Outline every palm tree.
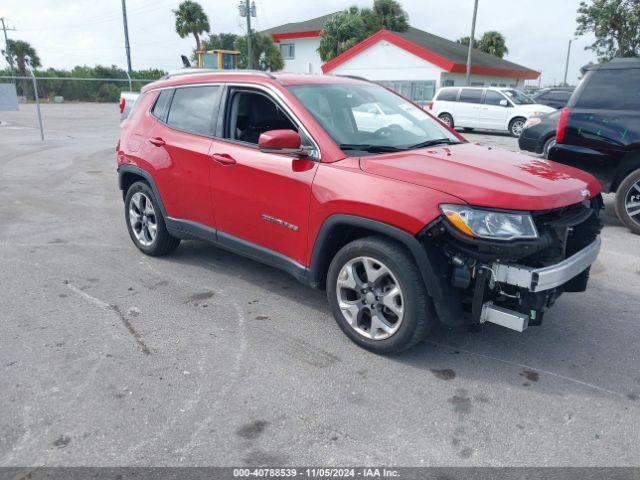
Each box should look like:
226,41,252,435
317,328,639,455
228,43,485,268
478,31,509,58
173,0,210,51
2,39,41,97
373,0,409,32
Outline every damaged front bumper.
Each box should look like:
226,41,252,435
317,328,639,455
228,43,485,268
420,198,603,332
491,237,601,293
479,238,600,331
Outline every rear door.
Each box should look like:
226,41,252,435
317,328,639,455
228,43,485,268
456,89,483,127
145,85,222,227
478,90,510,130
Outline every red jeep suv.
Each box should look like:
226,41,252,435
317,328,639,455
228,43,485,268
117,71,602,354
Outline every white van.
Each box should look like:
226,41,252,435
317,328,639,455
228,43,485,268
429,87,555,137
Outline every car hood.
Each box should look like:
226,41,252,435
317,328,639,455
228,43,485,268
359,143,601,211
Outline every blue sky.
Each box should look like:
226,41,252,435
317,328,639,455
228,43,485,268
1,0,596,85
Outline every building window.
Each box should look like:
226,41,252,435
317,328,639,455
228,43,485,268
280,43,295,60
377,80,436,105
442,79,454,87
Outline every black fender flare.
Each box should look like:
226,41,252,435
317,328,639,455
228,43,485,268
117,165,168,218
309,214,463,326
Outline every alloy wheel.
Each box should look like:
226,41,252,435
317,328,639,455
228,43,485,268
129,192,157,247
511,120,525,137
624,180,640,227
336,256,404,340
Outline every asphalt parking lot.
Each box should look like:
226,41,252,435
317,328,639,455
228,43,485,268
1,103,639,467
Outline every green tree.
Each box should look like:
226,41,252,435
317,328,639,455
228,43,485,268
202,33,239,51
456,36,479,48
234,33,284,71
173,0,210,51
373,0,409,31
318,7,377,61
194,33,239,61
2,39,41,97
478,31,509,58
576,0,640,61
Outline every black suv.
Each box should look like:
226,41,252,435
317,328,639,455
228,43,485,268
549,58,640,234
532,87,574,109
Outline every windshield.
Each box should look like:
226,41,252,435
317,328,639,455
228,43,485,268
288,83,461,154
502,89,535,105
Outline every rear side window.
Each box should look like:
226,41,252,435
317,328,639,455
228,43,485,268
459,89,483,104
437,89,459,101
576,68,640,110
166,86,221,136
151,89,173,122
549,91,571,101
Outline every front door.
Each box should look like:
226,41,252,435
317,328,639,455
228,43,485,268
210,87,319,266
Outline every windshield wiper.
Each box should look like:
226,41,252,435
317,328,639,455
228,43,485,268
407,138,463,150
339,144,406,153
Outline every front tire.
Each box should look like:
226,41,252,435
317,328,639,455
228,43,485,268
124,181,181,255
326,236,434,354
614,168,640,235
509,117,526,137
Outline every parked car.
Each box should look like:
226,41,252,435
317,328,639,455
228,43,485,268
532,87,574,109
429,87,555,137
119,91,139,122
549,58,640,234
519,110,560,158
117,71,602,354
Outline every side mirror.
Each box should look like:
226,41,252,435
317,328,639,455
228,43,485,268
258,129,308,156
500,99,509,107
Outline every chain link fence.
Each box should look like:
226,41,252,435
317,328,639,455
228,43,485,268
0,75,160,140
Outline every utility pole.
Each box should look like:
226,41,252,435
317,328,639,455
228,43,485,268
120,0,132,73
563,39,572,86
1,17,17,81
465,0,479,86
239,0,256,69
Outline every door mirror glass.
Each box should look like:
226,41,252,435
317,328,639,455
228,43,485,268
500,99,509,107
258,129,308,156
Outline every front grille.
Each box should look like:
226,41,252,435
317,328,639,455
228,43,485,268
523,196,603,267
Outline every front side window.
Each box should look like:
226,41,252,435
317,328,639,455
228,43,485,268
225,90,298,145
280,43,295,60
166,86,221,136
484,90,507,106
459,89,483,104
502,89,535,105
288,83,461,153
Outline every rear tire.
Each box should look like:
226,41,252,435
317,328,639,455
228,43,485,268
614,168,640,235
438,113,454,129
326,236,434,354
509,117,526,137
124,181,181,256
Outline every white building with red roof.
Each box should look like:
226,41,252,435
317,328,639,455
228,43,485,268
263,12,540,103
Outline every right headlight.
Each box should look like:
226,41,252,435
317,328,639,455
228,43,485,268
440,204,539,241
